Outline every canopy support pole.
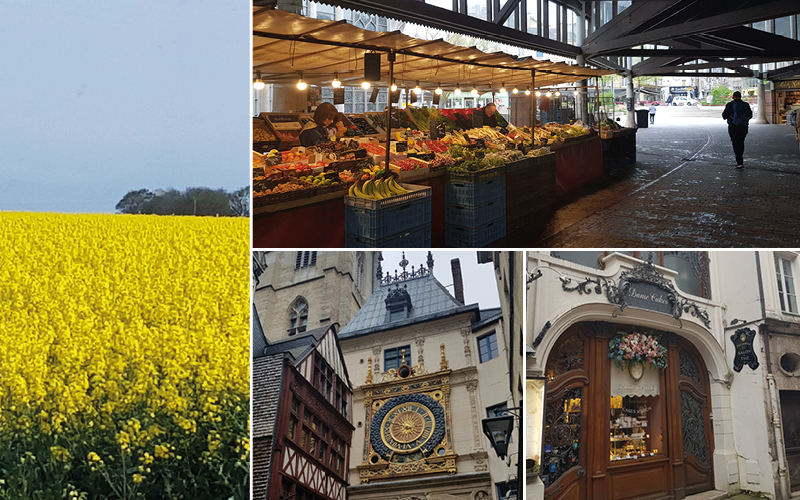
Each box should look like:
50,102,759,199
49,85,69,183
531,69,536,137
385,51,395,179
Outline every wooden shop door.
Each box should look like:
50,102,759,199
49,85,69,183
542,327,590,500
677,342,714,495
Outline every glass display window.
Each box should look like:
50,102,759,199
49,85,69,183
609,359,666,463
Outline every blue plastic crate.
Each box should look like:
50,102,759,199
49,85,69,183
445,219,506,248
346,223,431,248
445,199,505,228
344,184,432,240
445,177,506,206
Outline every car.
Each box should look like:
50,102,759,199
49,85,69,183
671,96,700,106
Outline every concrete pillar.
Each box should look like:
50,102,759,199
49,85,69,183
755,66,768,124
275,0,302,15
576,4,590,124
625,65,636,128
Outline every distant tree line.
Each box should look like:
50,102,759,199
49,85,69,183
115,187,249,216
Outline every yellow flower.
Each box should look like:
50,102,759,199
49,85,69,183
132,474,144,484
50,446,71,461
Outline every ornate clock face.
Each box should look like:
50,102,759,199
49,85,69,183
369,393,446,460
380,402,435,453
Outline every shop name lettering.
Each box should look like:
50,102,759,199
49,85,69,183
621,406,652,415
627,287,669,305
615,384,656,392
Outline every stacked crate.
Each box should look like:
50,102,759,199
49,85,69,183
506,153,556,233
345,184,431,248
444,166,507,247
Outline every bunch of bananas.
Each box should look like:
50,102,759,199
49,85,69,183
348,176,408,200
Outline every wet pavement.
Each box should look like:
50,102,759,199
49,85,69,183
505,105,800,248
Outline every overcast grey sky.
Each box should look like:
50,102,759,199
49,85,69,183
0,0,248,213
382,251,501,309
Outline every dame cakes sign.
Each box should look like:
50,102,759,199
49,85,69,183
624,283,673,316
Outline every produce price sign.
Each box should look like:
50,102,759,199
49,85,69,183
334,88,345,105
369,88,379,103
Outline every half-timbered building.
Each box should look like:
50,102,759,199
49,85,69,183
253,323,355,500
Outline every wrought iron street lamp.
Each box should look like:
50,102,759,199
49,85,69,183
482,415,515,459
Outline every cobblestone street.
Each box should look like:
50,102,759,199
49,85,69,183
506,105,800,247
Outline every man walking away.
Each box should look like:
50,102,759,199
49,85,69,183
648,104,657,124
722,91,753,168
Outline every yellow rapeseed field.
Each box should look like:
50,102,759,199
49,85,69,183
0,212,249,500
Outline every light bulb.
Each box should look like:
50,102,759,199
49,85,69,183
414,81,422,95
500,84,506,94
555,90,562,97
512,87,519,94
361,81,370,89
435,83,442,95
535,90,541,97
574,90,579,96
455,84,461,96
471,86,478,97
331,72,341,88
253,79,265,90
546,91,552,97
391,82,398,92
525,88,531,95
296,73,307,90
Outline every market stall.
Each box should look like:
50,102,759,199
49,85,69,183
252,8,618,247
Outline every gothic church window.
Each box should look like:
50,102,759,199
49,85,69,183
288,297,308,335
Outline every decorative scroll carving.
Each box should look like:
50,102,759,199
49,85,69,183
681,390,708,463
532,321,552,348
416,337,425,367
679,349,702,387
560,260,711,328
542,386,582,488
546,336,584,380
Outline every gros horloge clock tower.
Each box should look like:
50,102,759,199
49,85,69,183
358,345,457,483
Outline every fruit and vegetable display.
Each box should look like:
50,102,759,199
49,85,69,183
598,118,623,130
348,116,379,135
253,127,277,141
348,165,409,201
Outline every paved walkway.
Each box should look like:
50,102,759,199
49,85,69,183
504,105,800,247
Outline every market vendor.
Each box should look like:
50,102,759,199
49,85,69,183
299,102,338,146
481,102,499,127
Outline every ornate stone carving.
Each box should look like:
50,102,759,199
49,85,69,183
416,337,425,367
560,260,711,328
461,328,473,365
466,379,482,451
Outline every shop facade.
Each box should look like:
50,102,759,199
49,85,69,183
527,251,787,500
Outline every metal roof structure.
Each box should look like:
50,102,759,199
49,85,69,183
338,269,481,339
256,1,800,81
253,8,615,90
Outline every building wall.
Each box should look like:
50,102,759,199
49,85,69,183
254,251,378,343
252,354,286,500
341,312,515,500
526,251,777,499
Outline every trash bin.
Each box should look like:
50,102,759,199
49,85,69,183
635,109,649,128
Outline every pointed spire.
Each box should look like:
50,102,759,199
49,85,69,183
401,348,407,366
376,253,383,283
427,251,434,272
399,252,409,273
440,343,448,370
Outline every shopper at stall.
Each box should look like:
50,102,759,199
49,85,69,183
481,102,499,127
299,102,338,147
722,91,753,168
648,104,657,124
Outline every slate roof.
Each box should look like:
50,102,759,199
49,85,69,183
339,273,480,339
252,303,268,359
264,324,334,366
472,307,502,332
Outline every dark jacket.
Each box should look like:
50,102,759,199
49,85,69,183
299,123,330,147
481,108,498,127
722,99,752,126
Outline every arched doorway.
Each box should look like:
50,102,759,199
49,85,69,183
541,322,714,500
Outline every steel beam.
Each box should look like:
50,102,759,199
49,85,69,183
304,0,581,56
495,0,520,25
583,1,800,57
